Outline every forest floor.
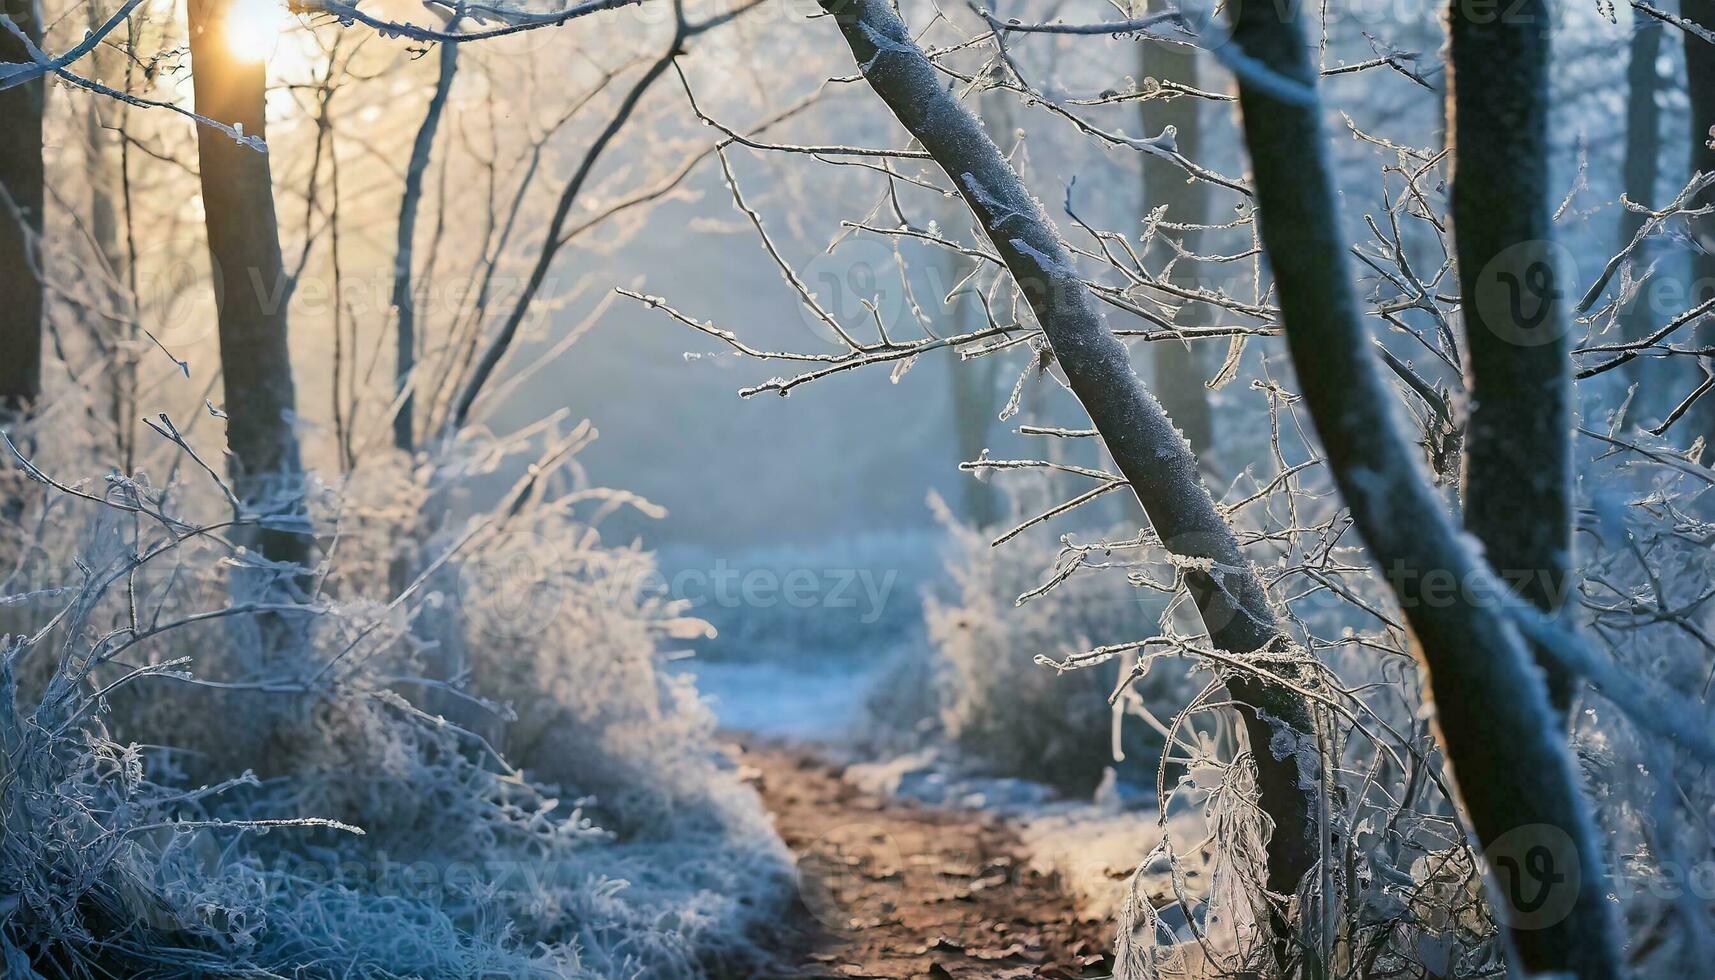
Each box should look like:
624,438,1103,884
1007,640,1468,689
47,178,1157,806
736,739,1116,979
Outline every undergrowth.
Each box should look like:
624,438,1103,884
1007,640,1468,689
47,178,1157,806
0,403,792,978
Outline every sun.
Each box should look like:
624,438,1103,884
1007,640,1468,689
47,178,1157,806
224,0,289,62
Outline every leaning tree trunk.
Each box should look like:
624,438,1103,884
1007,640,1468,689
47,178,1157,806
1138,40,1215,463
1448,0,1577,715
1227,0,1624,974
1687,0,1715,448
187,0,311,576
0,0,45,420
818,0,1320,906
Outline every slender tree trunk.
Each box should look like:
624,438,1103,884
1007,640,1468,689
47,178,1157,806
1618,17,1662,402
819,0,1320,906
187,0,311,575
1448,0,1577,714
391,35,459,455
1686,0,1715,449
945,85,1010,531
0,0,45,419
1139,40,1215,463
386,38,459,601
448,36,684,435
86,0,138,470
947,302,1002,529
1227,0,1623,974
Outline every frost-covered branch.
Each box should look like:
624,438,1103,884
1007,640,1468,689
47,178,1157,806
288,0,641,43
0,0,145,90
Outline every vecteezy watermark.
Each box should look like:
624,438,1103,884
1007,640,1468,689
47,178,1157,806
1482,823,1715,930
1380,560,1573,612
1469,236,1715,346
1483,823,1583,931
1611,853,1715,904
1470,239,1579,347
455,531,899,639
652,559,899,623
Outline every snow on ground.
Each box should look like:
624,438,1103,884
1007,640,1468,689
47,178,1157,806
1019,808,1206,925
671,658,879,740
844,748,1059,811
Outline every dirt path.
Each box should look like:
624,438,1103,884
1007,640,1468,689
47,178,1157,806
736,740,1114,979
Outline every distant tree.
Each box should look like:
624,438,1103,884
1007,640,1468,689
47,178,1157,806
1687,0,1715,447
1228,0,1623,972
945,296,1003,529
0,0,44,420
389,31,460,455
186,0,312,575
944,80,1012,531
1618,15,1663,400
85,0,140,471
1138,40,1215,463
448,0,711,433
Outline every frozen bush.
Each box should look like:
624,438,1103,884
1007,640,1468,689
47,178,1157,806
920,492,1193,794
0,411,793,978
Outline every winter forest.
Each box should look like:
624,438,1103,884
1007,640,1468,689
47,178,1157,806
0,0,1713,975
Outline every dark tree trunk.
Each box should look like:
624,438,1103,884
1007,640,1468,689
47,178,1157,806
1618,17,1662,402
820,0,1320,906
1686,0,1715,448
1139,41,1215,463
1448,0,1577,714
0,0,45,418
187,0,311,574
1227,0,1623,974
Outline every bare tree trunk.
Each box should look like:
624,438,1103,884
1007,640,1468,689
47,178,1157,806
86,0,138,470
1227,0,1623,974
945,84,1011,531
947,297,1002,529
1448,0,1576,714
1686,0,1715,448
187,0,311,574
819,0,1320,904
448,34,683,435
1618,17,1662,402
1139,40,1215,463
390,35,459,455
0,0,45,419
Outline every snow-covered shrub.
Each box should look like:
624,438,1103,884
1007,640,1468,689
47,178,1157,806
919,492,1192,794
0,412,793,978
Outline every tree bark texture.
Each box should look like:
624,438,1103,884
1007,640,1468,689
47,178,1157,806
1227,0,1623,973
